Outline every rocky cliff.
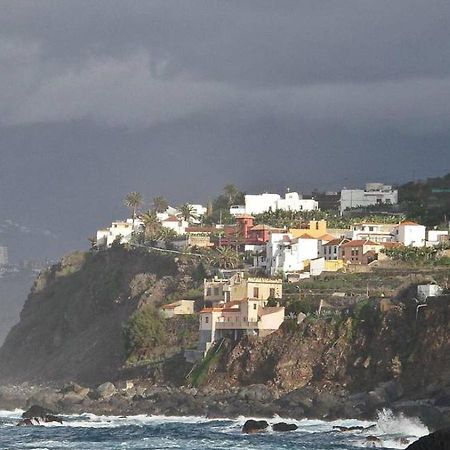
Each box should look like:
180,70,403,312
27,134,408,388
0,247,191,383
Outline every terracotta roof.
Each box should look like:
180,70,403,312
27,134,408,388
164,215,180,222
200,308,224,313
297,233,316,239
399,221,419,226
319,233,337,241
258,306,284,316
161,302,181,310
340,239,380,247
324,238,350,246
235,214,254,219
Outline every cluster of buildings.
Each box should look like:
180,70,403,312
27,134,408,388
183,273,284,361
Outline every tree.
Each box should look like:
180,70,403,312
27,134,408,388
153,196,169,213
124,192,143,225
139,210,161,241
211,246,240,269
178,203,198,223
157,226,177,244
224,184,238,203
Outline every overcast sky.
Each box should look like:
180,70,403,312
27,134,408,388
1,1,450,260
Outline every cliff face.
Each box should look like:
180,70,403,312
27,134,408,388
0,247,180,383
203,296,450,397
0,269,35,345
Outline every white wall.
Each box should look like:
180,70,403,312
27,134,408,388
340,185,398,214
245,193,280,215
398,224,426,247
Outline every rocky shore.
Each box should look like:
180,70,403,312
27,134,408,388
1,379,450,431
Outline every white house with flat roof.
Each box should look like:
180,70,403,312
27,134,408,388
96,218,143,247
340,183,398,214
393,221,426,247
231,192,319,216
266,232,319,276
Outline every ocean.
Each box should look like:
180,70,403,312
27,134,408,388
0,408,428,449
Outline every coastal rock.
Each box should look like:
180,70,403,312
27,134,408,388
242,419,269,433
277,386,315,411
272,422,298,432
95,382,117,399
22,405,56,419
406,427,450,449
238,384,273,403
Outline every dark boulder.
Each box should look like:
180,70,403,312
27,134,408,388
273,422,298,432
44,414,63,424
406,427,450,449
242,419,269,433
22,405,56,419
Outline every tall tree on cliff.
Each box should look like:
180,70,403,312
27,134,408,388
140,210,161,241
124,192,143,226
153,196,169,214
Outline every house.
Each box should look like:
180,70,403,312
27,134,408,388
230,191,319,216
196,299,285,358
185,226,215,248
266,232,319,276
427,230,449,246
321,237,350,260
289,220,328,239
393,221,426,247
96,218,143,247
350,223,396,243
340,183,398,214
161,216,188,235
339,239,384,265
161,300,195,318
204,272,282,305
417,284,443,302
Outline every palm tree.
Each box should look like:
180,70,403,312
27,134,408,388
224,184,238,204
212,246,240,269
124,192,143,225
139,210,161,241
178,203,198,223
153,196,169,214
157,226,177,244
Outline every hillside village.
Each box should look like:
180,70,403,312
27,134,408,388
91,179,450,363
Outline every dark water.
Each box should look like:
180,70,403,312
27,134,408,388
0,409,427,449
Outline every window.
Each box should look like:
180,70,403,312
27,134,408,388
253,304,257,310
206,288,212,296
269,288,275,297
369,227,374,231
205,316,209,324
213,287,219,296
342,250,345,256
253,287,259,298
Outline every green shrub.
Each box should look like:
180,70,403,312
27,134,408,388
124,306,166,357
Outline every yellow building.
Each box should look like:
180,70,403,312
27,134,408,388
204,272,282,305
161,300,195,318
289,220,328,239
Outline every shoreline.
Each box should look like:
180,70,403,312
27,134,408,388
1,380,449,431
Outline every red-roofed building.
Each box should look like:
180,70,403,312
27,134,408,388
339,239,384,264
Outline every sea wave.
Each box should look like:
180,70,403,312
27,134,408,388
0,408,428,449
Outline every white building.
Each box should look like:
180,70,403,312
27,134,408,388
266,232,319,276
96,218,143,247
427,230,449,246
340,183,398,214
350,223,396,243
231,191,319,216
393,221,426,247
161,216,188,235
417,284,443,302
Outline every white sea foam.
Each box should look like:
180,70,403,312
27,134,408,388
0,409,23,419
374,408,429,438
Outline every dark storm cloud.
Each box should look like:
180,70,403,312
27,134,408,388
0,1,449,259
